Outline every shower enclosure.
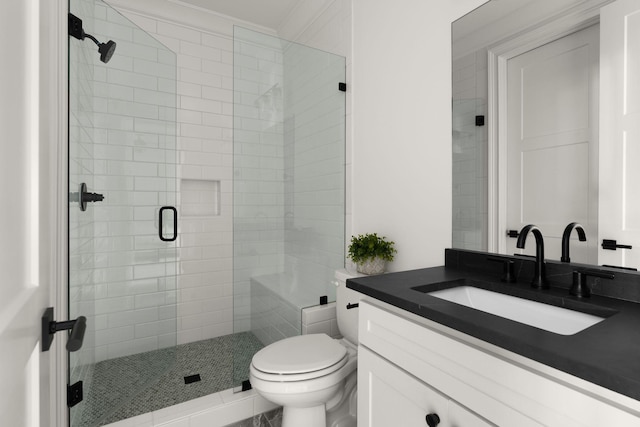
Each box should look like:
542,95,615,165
67,1,345,425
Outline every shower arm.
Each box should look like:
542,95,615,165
83,32,100,46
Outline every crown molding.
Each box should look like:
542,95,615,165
104,0,276,38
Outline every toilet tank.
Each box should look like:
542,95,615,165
334,269,366,345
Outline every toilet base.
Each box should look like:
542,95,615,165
282,405,325,427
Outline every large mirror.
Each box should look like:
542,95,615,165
452,0,640,269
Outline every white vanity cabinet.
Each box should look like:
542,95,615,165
359,345,494,426
358,299,640,427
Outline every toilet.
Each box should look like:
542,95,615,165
249,269,363,427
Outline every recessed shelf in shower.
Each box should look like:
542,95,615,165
181,179,221,216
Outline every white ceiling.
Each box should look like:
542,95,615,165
175,0,303,29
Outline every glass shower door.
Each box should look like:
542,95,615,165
68,0,177,425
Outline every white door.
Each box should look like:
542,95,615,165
598,0,640,269
505,25,600,263
0,1,63,426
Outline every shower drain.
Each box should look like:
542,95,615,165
184,374,201,384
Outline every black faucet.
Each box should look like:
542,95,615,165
561,222,586,263
516,224,548,289
570,269,615,298
487,256,516,283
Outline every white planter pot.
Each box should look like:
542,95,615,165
356,257,386,275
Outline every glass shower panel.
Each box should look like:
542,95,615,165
232,26,346,387
68,0,177,425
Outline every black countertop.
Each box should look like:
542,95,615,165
347,265,640,402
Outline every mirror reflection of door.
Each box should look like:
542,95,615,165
598,0,640,269
504,25,599,263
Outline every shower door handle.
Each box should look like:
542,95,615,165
159,206,178,242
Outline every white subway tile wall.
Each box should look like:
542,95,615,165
233,27,286,334
250,276,302,346
250,273,339,346
302,303,339,337
233,27,346,337
84,2,179,362
281,0,353,261
111,11,237,347
452,50,488,251
282,41,345,300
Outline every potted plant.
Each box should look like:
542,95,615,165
348,233,397,275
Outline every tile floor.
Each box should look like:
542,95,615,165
75,332,264,426
224,408,282,427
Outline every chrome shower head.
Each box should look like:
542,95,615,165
68,13,117,64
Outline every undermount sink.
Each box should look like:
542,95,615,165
426,285,605,335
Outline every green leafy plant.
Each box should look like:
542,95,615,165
348,233,397,264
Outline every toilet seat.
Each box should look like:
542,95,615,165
251,334,348,382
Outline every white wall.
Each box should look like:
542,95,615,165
352,0,488,272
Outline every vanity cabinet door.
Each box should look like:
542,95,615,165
359,346,449,427
449,400,495,427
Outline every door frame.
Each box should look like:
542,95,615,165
486,0,610,253
50,0,69,426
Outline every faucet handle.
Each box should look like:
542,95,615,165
570,269,615,298
487,256,516,283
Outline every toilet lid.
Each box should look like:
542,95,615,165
252,334,347,375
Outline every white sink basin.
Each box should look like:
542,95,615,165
428,286,604,335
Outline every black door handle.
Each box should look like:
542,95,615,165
159,206,178,242
425,413,440,426
602,239,632,250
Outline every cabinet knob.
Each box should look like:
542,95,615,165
425,413,440,426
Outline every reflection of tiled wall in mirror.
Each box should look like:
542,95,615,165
452,50,488,252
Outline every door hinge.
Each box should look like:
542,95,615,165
67,381,83,408
41,307,87,352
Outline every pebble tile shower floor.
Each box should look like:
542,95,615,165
77,332,265,426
